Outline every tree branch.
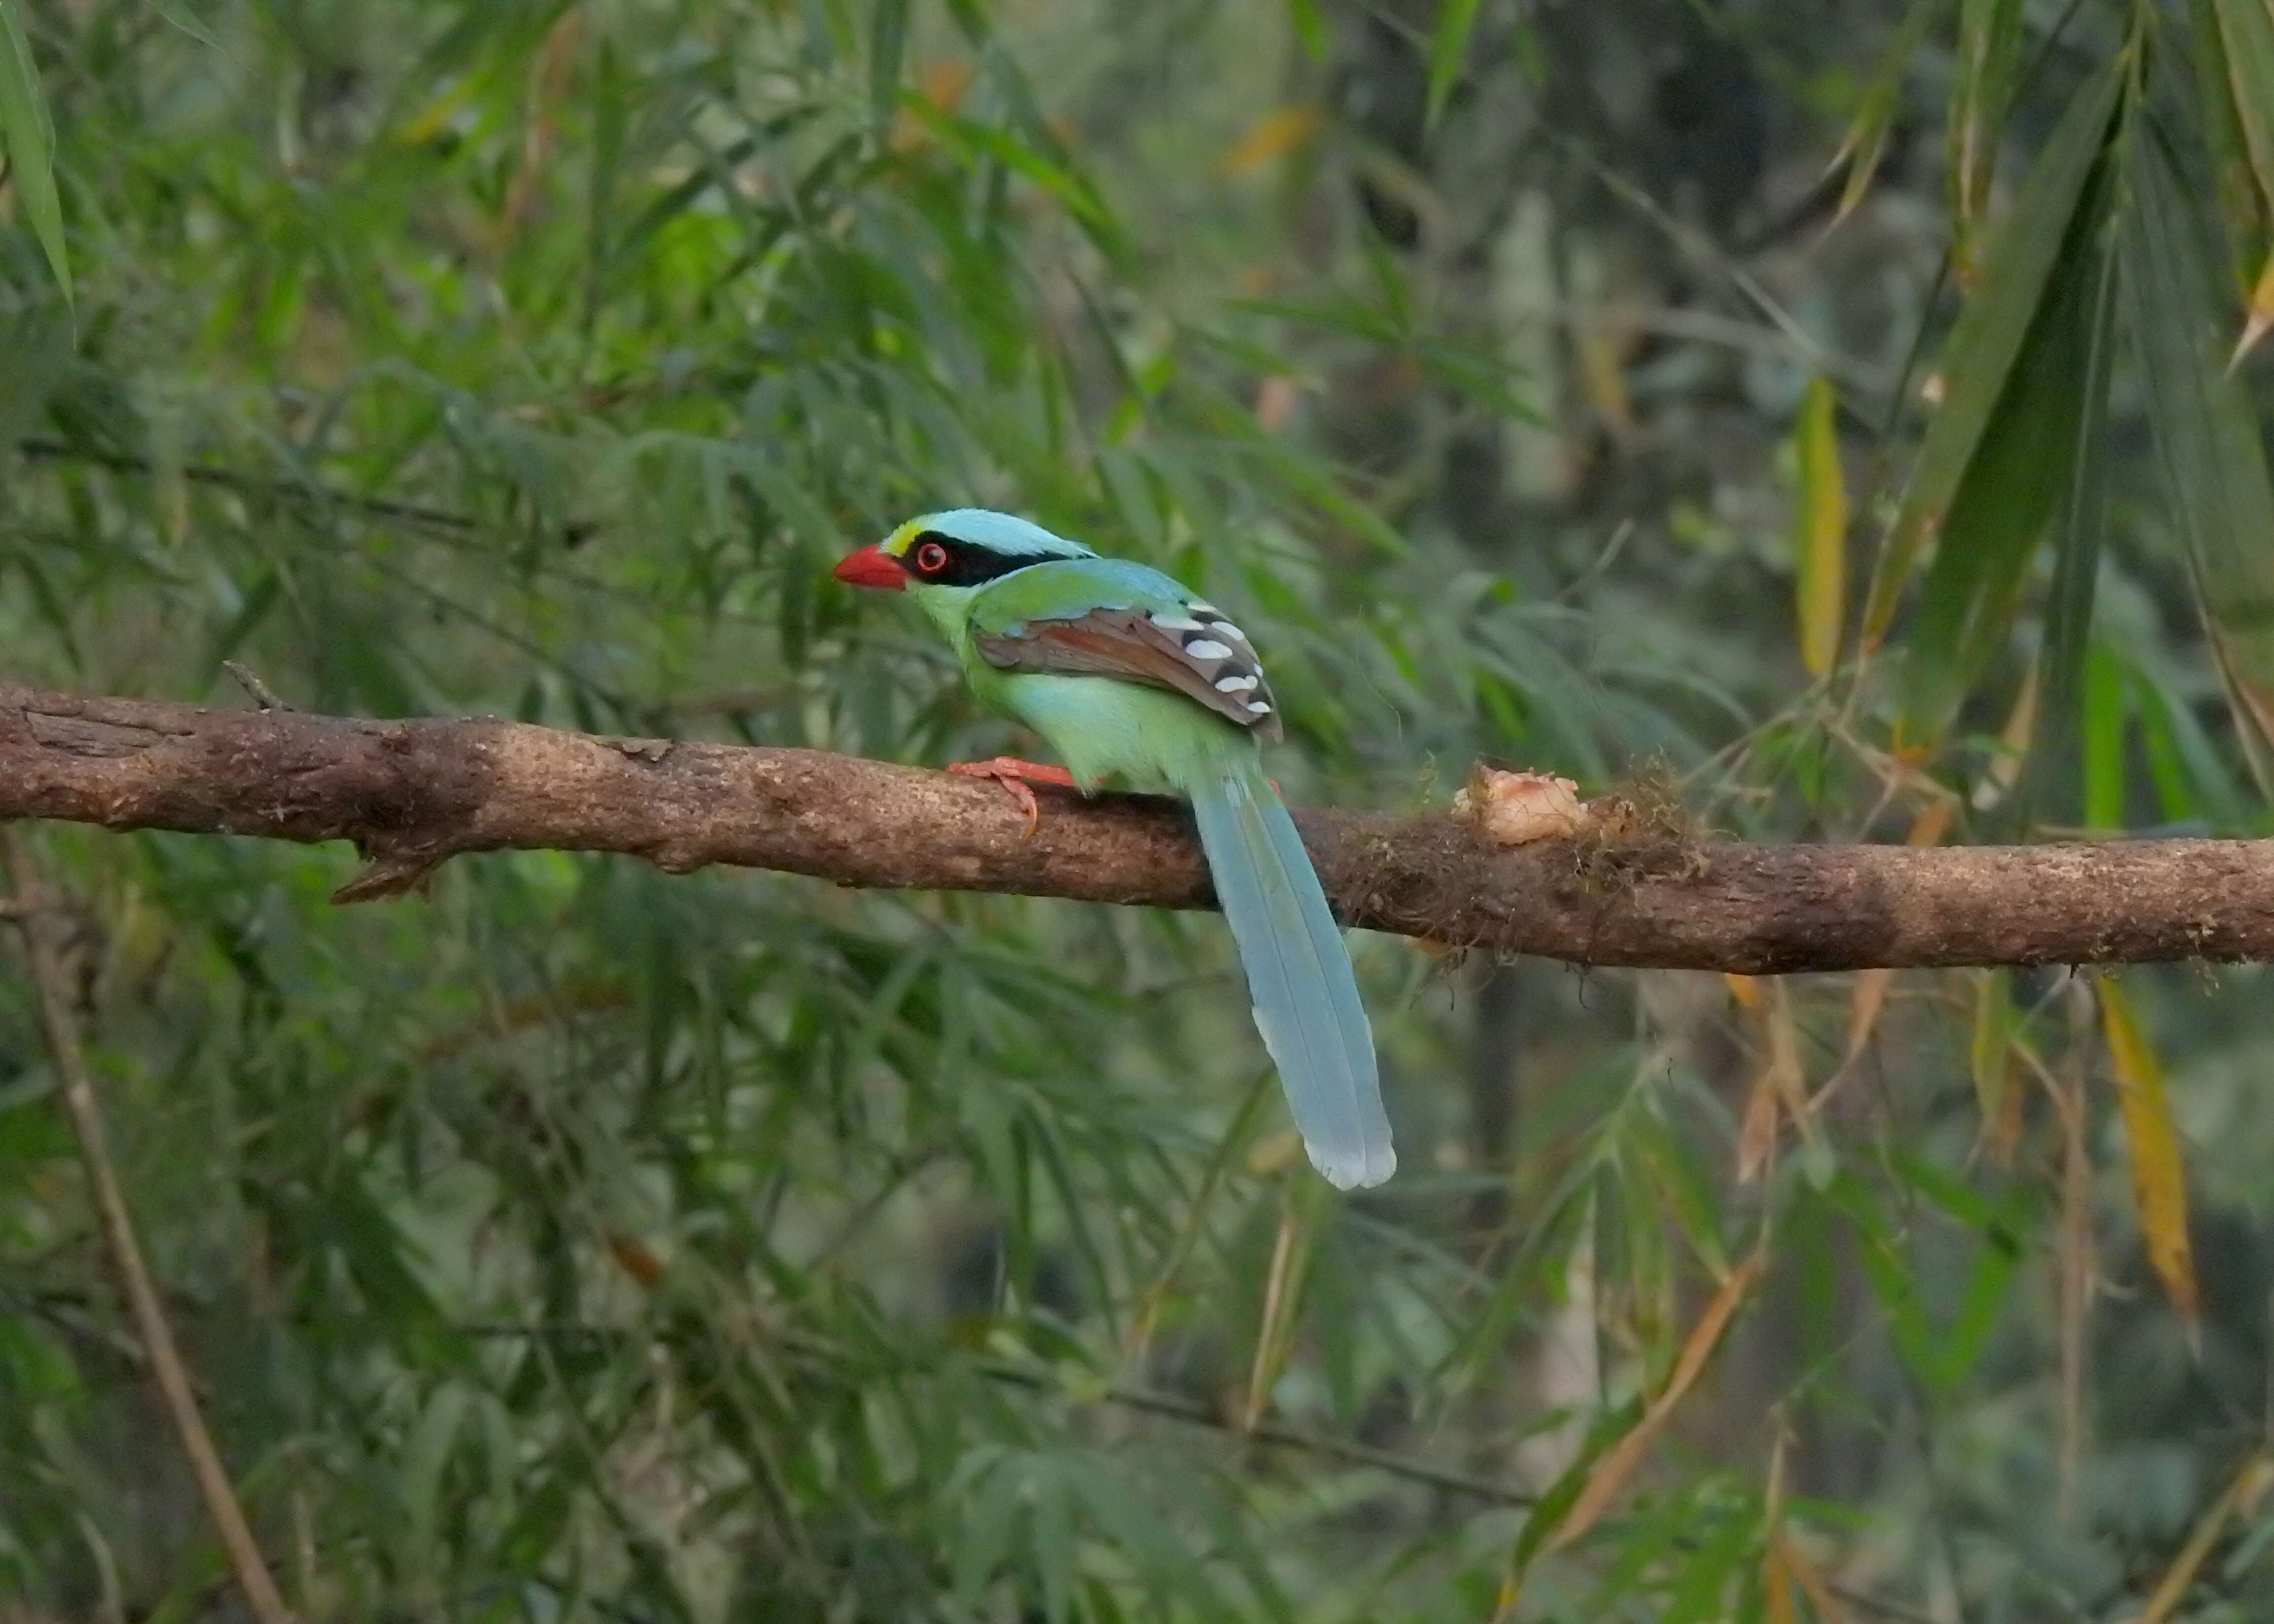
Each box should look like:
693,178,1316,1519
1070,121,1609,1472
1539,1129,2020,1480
4,680,2272,973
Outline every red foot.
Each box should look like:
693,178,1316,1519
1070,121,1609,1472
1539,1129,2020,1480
948,757,1077,837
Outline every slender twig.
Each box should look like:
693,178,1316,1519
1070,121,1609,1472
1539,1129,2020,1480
14,436,594,543
976,1354,1536,1507
0,830,297,1624
441,1316,1538,1508
222,662,291,712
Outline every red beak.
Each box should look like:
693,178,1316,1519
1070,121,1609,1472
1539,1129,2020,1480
832,542,907,591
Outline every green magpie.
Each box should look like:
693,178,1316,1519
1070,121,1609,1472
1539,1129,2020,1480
834,509,1396,1189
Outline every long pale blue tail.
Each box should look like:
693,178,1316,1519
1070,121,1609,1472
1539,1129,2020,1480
1188,767,1395,1189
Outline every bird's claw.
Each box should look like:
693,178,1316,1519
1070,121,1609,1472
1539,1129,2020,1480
947,757,1077,838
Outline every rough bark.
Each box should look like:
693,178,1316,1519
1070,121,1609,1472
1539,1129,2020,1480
2,680,2269,973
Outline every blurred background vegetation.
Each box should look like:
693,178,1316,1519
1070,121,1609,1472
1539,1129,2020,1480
5,0,2274,1618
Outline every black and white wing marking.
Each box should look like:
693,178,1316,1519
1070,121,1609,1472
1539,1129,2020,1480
973,597,1283,741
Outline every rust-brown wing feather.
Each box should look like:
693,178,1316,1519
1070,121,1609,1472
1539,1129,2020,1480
972,606,1283,741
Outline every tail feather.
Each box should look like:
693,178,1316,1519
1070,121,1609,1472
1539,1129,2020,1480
1189,769,1394,1189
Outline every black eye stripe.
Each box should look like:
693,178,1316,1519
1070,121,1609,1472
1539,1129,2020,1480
900,530,1041,588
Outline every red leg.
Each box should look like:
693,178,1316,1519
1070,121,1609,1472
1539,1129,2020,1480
947,756,1078,837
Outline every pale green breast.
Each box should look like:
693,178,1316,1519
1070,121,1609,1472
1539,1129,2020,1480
986,670,1256,793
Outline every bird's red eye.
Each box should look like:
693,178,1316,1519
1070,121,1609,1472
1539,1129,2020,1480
914,540,949,574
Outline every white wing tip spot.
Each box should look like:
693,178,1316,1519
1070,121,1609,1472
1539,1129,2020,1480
1151,612,1203,632
1247,700,1273,714
1214,674,1259,693
1184,639,1234,660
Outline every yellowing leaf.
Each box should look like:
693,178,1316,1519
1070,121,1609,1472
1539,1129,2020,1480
1793,376,1848,677
2234,250,2274,368
2100,981,2198,1326
1738,981,1819,1184
1219,106,1320,178
1543,1250,1762,1554
1737,1065,1780,1185
1755,969,1810,1119
398,76,478,145
1762,1542,1796,1624
919,58,971,110
1776,1531,1854,1624
1242,1189,1314,1430
1245,1126,1302,1177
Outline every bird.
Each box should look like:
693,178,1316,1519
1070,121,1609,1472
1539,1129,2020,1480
833,509,1396,1190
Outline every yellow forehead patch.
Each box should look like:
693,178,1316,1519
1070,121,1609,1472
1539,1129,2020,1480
881,518,929,558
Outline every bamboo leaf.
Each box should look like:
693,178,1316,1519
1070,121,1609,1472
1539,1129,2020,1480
1899,142,2118,740
1862,59,2123,650
2100,980,2199,1327
148,0,224,52
0,0,69,300
2123,133,2274,794
1661,1514,1749,1624
2209,0,2274,218
1425,0,1483,129
1792,376,1848,678
869,0,910,128
1947,0,2026,284
1828,0,1947,229
2081,643,2127,830
1286,0,1326,60
2236,249,2274,366
899,98,1130,267
1033,1461,1075,1624
2015,170,2122,832
2192,0,2272,295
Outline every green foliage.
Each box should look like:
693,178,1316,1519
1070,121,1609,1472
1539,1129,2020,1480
0,0,67,300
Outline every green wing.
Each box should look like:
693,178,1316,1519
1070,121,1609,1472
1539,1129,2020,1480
966,558,1281,738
